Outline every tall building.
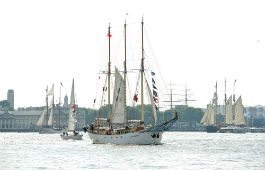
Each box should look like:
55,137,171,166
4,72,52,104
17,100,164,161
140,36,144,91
7,89,14,111
63,94,68,107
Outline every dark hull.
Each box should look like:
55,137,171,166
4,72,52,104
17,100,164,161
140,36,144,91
206,125,219,133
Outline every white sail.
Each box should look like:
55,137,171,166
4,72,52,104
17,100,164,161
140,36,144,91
234,96,245,125
145,75,157,124
68,79,77,131
225,95,233,125
201,104,215,125
110,68,126,124
47,84,54,96
47,86,54,126
37,108,47,127
200,105,209,125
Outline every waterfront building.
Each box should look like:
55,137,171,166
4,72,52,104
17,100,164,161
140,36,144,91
0,106,85,132
7,89,14,111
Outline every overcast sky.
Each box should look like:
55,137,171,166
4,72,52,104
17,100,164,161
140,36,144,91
0,0,264,109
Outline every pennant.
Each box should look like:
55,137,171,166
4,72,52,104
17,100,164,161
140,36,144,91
151,71,155,76
60,82,63,87
153,90,158,97
107,32,112,38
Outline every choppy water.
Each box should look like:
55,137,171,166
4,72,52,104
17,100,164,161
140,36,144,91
0,132,264,170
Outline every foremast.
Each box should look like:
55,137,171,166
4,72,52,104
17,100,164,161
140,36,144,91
140,17,145,122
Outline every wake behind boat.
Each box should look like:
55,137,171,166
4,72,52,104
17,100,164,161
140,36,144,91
84,19,178,145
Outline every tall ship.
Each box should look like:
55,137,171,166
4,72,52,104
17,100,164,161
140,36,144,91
219,80,247,133
200,82,219,133
84,18,178,145
37,84,64,134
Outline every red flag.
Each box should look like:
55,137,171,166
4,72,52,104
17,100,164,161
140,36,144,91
133,94,138,102
107,32,112,38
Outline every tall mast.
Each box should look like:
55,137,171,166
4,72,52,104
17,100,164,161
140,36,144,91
214,81,218,125
45,86,49,127
124,19,127,124
224,78,227,126
140,18,145,122
108,23,111,118
58,82,62,128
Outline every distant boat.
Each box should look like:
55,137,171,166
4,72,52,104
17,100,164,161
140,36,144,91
200,82,219,133
83,19,178,145
60,79,83,140
219,95,247,133
37,85,64,134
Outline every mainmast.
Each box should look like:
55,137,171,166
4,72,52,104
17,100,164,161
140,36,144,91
124,20,127,124
224,78,227,125
108,23,111,118
140,18,145,122
214,81,218,125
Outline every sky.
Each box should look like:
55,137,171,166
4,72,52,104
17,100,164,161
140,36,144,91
0,0,265,109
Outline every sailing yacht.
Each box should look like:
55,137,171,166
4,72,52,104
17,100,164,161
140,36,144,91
37,85,64,134
200,82,219,133
61,79,83,140
84,19,178,145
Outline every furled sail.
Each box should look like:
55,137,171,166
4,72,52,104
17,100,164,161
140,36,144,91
234,96,245,125
110,68,126,124
225,95,233,125
68,79,77,131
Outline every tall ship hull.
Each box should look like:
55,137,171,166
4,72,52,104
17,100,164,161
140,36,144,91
88,131,163,145
218,126,247,133
206,125,219,133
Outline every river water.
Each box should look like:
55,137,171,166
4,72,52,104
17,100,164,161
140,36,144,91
0,132,264,170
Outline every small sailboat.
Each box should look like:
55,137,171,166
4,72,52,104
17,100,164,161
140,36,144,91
200,82,219,133
37,85,64,134
84,19,178,145
61,79,83,140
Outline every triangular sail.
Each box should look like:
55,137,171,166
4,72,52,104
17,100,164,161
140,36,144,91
37,108,47,127
110,68,126,124
201,104,215,125
225,95,233,125
68,79,77,131
234,96,245,125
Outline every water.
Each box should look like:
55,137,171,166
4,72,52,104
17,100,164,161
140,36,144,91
0,132,264,170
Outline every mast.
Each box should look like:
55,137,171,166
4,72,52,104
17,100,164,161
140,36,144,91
108,23,111,119
140,17,145,122
124,19,127,125
45,86,49,127
214,81,218,125
224,78,227,126
58,82,62,129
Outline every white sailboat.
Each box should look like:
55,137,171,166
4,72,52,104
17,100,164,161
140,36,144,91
37,85,64,134
61,79,83,140
84,19,178,145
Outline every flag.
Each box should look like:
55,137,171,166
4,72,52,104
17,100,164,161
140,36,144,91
151,71,155,76
133,94,138,102
153,96,158,103
93,99,96,103
153,84,157,90
152,78,156,84
60,82,63,87
153,90,158,97
107,32,112,38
